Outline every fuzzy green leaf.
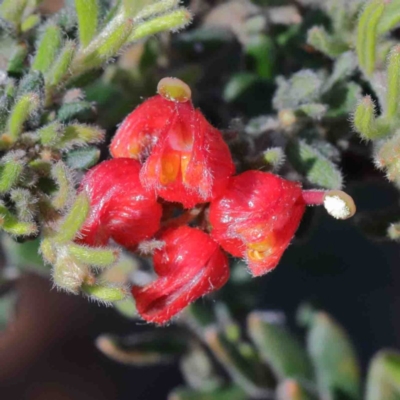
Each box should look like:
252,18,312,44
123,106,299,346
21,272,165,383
5,93,40,144
223,73,258,103
67,243,120,268
46,40,76,88
0,157,23,193
180,344,222,392
96,331,188,365
356,0,385,76
7,43,28,76
64,147,100,170
32,24,63,73
75,0,99,47
353,96,381,140
307,26,348,58
247,311,313,381
0,0,27,25
204,327,273,398
57,123,104,149
129,8,192,42
10,188,38,222
385,46,400,120
135,0,180,20
307,312,361,400
273,70,323,111
57,100,94,123
20,13,40,32
73,14,134,74
366,351,400,400
82,283,127,302
51,161,74,210
286,139,343,189
52,192,90,243
0,203,37,236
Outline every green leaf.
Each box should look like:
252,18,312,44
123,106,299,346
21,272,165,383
38,121,63,146
180,344,223,391
5,93,40,145
273,70,323,111
356,0,385,76
0,0,27,25
57,123,104,149
50,161,74,210
384,46,400,121
16,71,45,98
0,203,37,236
377,0,400,35
67,243,120,268
306,312,361,400
168,385,247,400
73,14,134,74
245,35,275,80
247,311,313,381
136,0,180,20
57,100,94,123
204,327,273,398
64,147,100,170
286,139,343,189
307,26,348,58
366,350,400,400
96,331,188,365
114,297,137,319
223,73,259,103
10,188,38,223
32,24,63,73
82,283,127,303
46,40,76,88
75,0,99,47
0,155,24,193
129,8,192,42
21,13,40,32
353,96,382,140
7,43,28,76
52,192,90,243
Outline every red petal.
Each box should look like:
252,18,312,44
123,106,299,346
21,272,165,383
209,170,305,276
78,158,162,248
132,226,229,324
110,96,177,161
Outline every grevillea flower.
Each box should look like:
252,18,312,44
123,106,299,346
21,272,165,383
110,78,235,208
209,170,306,277
78,158,162,248
132,226,229,324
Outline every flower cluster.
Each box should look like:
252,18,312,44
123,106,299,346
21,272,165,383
78,78,355,324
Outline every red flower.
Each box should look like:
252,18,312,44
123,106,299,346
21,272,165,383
78,158,162,248
132,226,229,324
209,171,306,277
110,79,235,208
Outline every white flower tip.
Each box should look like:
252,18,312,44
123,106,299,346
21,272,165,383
323,190,356,220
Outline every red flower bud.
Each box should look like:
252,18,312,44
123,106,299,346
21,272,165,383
209,171,306,277
78,158,162,248
110,79,235,208
132,226,229,324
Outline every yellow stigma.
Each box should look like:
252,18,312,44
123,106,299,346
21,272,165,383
160,152,180,185
246,236,276,261
157,77,192,103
